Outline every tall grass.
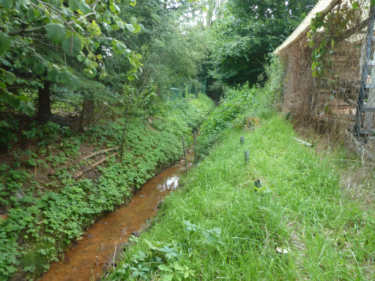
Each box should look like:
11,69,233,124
104,57,375,280
195,56,284,159
104,115,375,281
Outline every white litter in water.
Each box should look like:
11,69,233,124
158,176,179,192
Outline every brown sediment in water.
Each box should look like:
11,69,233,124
39,157,190,281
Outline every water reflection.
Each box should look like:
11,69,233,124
157,176,180,192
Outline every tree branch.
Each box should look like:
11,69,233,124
334,18,370,43
67,12,96,25
8,26,45,36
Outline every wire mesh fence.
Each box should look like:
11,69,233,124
277,0,375,159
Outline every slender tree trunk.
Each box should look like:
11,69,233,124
37,81,51,123
80,93,95,131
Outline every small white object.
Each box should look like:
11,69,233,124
294,137,313,147
276,247,289,254
158,176,180,192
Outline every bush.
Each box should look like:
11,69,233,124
196,56,284,159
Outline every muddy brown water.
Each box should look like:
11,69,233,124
39,157,191,281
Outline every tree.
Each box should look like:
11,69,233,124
206,0,318,88
0,0,140,123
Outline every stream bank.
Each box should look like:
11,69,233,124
0,95,214,281
103,116,375,281
39,153,192,281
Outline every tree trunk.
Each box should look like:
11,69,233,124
37,81,51,123
80,94,95,131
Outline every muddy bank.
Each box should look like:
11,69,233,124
39,157,191,281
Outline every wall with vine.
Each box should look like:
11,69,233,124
279,0,370,143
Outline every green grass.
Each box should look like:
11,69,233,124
104,116,375,281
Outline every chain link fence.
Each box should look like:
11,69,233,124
276,0,374,159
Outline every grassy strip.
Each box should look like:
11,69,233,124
0,94,214,280
104,116,375,281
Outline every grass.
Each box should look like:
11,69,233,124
104,116,375,281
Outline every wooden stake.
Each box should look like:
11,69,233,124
182,136,187,170
244,151,250,163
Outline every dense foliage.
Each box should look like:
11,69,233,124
0,1,321,280
0,94,213,280
0,0,208,151
104,90,375,281
0,0,140,117
196,57,284,158
0,0,318,146
203,0,318,100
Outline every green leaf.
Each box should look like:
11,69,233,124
110,2,120,14
112,40,130,56
0,32,11,56
32,60,47,76
160,274,173,281
45,23,66,44
0,0,12,8
129,0,136,7
79,1,91,13
62,34,82,57
125,23,135,32
68,0,80,10
47,64,60,82
88,20,101,37
0,69,16,85
133,23,142,33
0,92,21,108
158,264,173,272
69,0,90,13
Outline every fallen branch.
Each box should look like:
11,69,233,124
112,245,118,268
48,147,119,177
294,137,313,147
74,152,118,179
82,146,119,161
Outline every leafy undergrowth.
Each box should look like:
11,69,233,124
104,116,375,281
195,57,283,160
0,94,214,280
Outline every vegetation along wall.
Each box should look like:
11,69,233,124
275,0,374,158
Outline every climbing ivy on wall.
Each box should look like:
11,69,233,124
308,0,368,77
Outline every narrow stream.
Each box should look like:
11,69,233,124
39,154,192,281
